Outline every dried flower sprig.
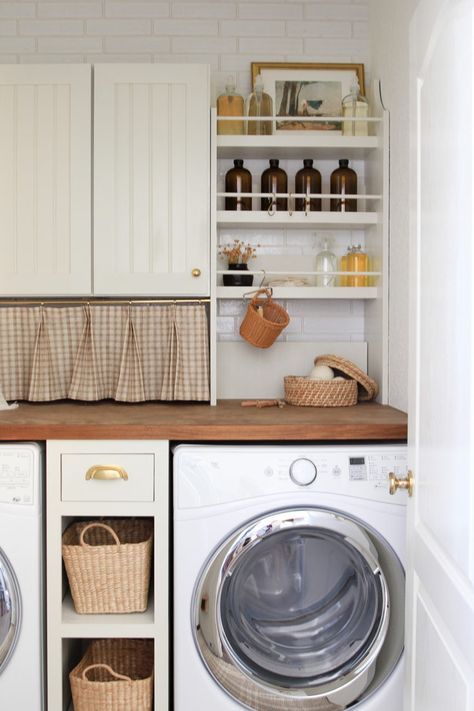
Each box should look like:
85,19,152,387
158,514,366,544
218,239,258,264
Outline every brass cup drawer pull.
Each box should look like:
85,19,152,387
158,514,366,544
389,470,414,497
85,465,129,481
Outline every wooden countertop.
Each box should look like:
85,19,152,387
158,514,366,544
0,400,407,441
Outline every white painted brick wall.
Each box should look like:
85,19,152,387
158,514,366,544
0,0,369,343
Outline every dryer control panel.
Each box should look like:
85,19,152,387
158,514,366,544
174,445,408,510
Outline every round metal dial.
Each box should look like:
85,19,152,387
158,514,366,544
289,458,317,486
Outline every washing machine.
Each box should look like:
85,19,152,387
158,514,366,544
0,443,44,710
174,444,407,711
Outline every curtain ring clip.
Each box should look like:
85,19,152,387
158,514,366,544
267,193,276,217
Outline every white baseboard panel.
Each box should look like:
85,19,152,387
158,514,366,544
217,341,367,399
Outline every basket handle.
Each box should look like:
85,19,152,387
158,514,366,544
250,288,273,305
79,522,121,547
81,663,132,683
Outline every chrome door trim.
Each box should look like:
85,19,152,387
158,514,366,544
0,547,22,674
193,506,391,707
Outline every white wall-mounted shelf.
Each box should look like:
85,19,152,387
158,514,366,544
217,133,380,159
217,210,381,229
216,286,379,299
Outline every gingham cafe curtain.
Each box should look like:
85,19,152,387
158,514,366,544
0,303,209,402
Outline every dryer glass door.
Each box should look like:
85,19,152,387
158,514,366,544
220,525,383,687
0,549,21,674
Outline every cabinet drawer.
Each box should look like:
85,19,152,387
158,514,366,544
61,453,155,502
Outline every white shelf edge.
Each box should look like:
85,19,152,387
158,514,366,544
217,210,381,228
216,134,380,149
61,591,155,635
216,286,380,299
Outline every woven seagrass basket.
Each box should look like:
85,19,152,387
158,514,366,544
69,638,154,711
284,354,378,407
239,288,290,349
62,518,153,614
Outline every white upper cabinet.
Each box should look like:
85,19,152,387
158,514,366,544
0,65,91,296
94,64,210,296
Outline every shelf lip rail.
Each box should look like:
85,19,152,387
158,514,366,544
217,192,381,200
216,270,381,276
216,115,382,123
0,297,211,306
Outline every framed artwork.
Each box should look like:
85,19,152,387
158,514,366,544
251,62,365,132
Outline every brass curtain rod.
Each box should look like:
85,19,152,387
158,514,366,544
0,297,211,306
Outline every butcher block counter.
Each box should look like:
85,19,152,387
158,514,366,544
0,400,407,441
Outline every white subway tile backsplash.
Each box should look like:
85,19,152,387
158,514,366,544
0,36,35,52
38,3,103,19
19,19,84,36
287,300,353,317
220,53,281,72
105,2,169,18
0,21,16,36
87,19,152,35
287,20,352,38
0,3,35,19
238,37,303,54
238,3,303,20
154,18,218,35
173,3,236,19
172,36,236,53
20,53,85,62
37,36,103,52
218,300,247,317
220,20,285,37
216,316,237,334
303,36,368,54
304,4,368,20
353,21,368,38
88,52,153,62
104,36,170,52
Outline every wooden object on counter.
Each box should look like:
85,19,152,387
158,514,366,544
241,399,285,408
0,400,407,441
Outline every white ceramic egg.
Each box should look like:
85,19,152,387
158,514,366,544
308,364,334,381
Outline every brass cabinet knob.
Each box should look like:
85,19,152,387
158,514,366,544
389,470,414,497
192,268,201,277
85,465,128,481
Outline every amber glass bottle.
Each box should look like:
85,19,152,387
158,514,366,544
295,159,322,212
330,159,357,212
217,79,245,135
225,159,252,211
261,159,287,211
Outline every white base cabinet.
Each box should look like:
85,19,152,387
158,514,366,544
46,440,169,710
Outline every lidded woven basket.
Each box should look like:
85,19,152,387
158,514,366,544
62,518,153,614
239,288,290,349
69,638,154,711
284,354,378,407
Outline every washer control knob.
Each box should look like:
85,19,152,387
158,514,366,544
289,458,317,486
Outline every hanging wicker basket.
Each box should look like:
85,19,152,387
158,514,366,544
284,354,379,407
69,638,154,711
239,288,290,349
62,518,153,614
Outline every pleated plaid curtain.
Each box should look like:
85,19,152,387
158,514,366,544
0,303,210,402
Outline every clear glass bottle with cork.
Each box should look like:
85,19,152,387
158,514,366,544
342,78,369,136
217,77,245,135
315,237,337,287
246,74,273,135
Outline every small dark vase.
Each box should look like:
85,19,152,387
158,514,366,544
223,263,254,286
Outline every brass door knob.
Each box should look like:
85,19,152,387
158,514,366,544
192,268,201,277
389,470,414,497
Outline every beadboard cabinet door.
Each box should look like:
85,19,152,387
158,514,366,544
94,64,210,296
0,65,91,296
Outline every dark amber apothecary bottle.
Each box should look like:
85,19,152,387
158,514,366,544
260,159,287,211
295,159,322,212
330,159,357,212
225,159,252,211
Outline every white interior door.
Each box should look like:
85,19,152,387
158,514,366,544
405,0,474,708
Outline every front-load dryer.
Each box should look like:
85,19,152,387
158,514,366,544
174,444,407,711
